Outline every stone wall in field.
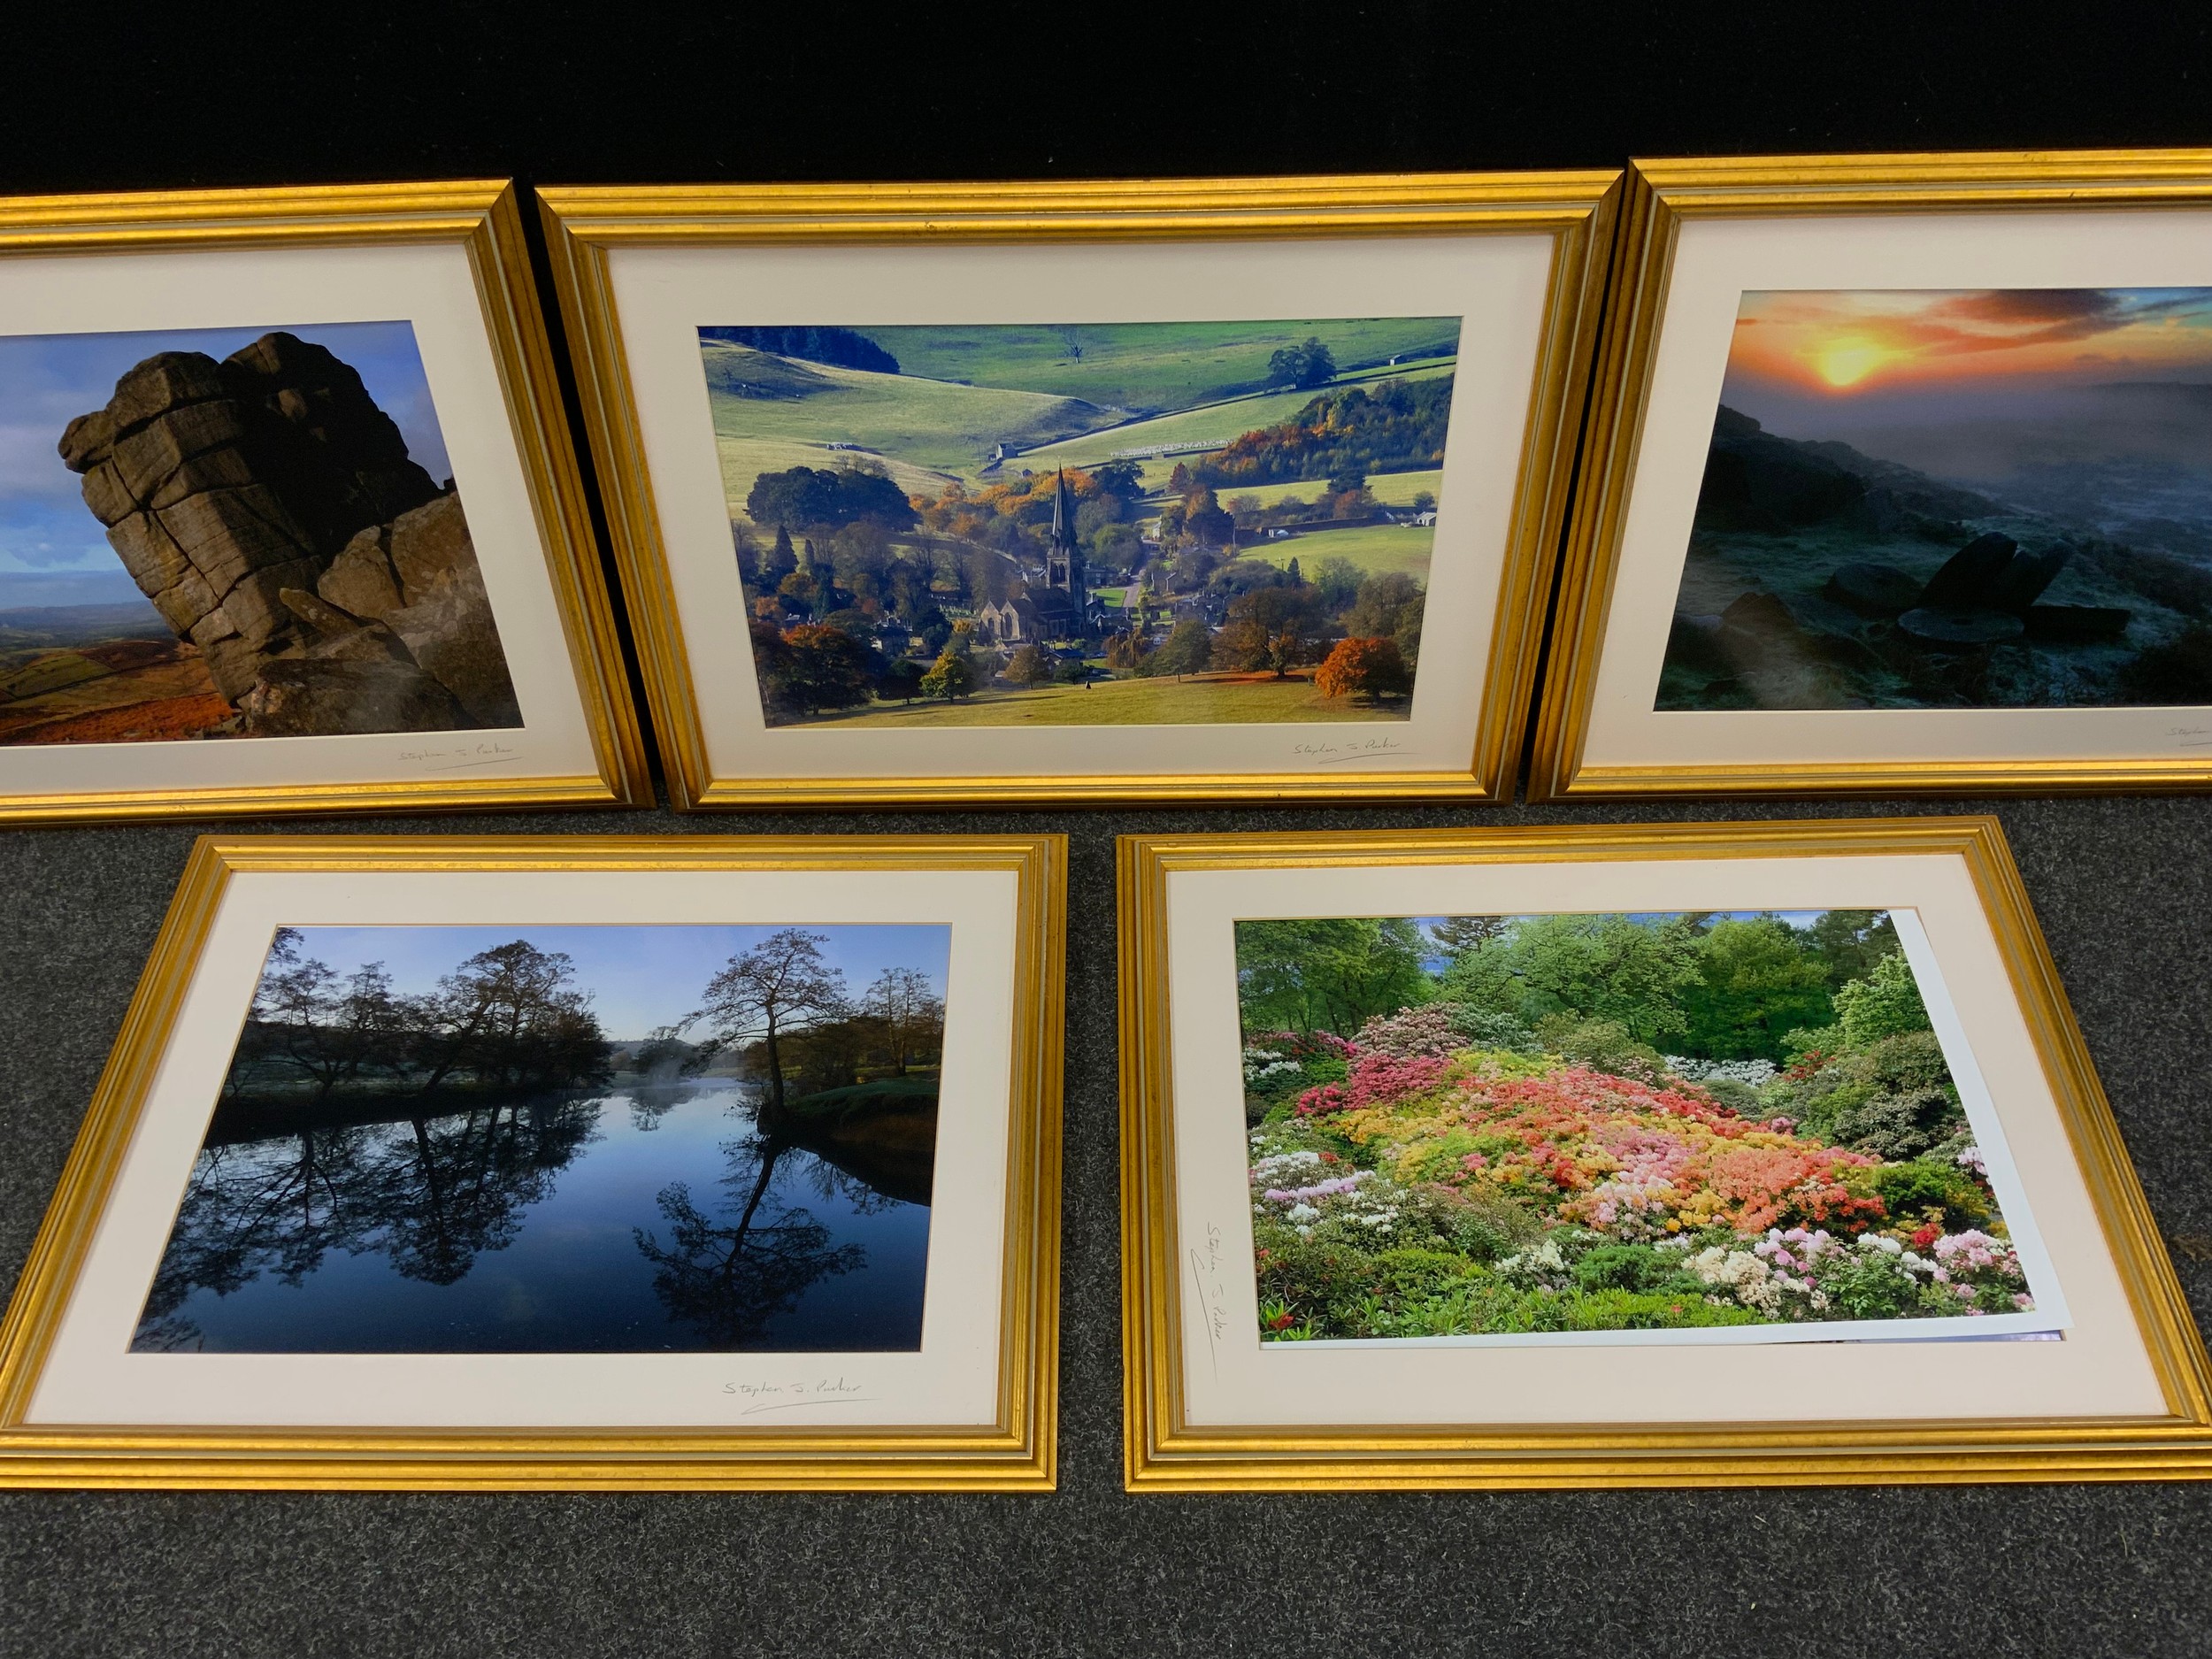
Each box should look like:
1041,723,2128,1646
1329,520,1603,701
58,333,520,734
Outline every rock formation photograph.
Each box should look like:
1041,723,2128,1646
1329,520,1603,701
1659,287,2212,712
0,320,519,743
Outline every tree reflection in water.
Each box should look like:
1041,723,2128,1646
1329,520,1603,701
632,1130,873,1346
134,1096,602,1351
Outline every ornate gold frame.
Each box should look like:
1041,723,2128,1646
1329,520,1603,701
1528,149,2212,801
537,173,1619,807
0,833,1064,1490
1118,818,2212,1488
0,183,650,823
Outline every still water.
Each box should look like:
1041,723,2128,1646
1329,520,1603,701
133,1079,932,1354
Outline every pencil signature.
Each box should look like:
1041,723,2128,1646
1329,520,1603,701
724,1377,876,1414
1188,1224,1230,1379
1290,736,1407,766
2168,726,2212,750
397,740,522,771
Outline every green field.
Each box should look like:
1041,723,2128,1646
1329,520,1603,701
857,319,1459,414
1225,468,1442,511
703,323,1465,512
715,435,958,521
1243,522,1433,583
1015,359,1455,475
789,671,1408,727
703,342,1116,484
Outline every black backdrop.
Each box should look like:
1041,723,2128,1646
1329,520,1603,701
4,7,2210,1655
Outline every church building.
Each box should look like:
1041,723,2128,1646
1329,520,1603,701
977,468,1094,647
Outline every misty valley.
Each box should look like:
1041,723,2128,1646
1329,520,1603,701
1663,289,2212,713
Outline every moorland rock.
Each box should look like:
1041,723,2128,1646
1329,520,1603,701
59,333,518,733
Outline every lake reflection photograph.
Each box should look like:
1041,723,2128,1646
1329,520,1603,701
134,920,951,1355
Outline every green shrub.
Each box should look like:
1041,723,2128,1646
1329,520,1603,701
1535,1018,1671,1085
1784,1079,1874,1142
1442,1005,1541,1054
1870,1159,1987,1229
1827,1088,1964,1161
1701,1077,1763,1115
1783,1025,1844,1066
1556,1287,1765,1332
1816,1248,1937,1321
1833,953,1932,1047
1572,1243,1702,1295
1845,1029,1954,1096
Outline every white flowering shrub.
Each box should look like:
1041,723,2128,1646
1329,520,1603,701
1665,1056,1779,1088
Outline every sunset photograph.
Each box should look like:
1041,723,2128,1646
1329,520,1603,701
1659,286,2212,712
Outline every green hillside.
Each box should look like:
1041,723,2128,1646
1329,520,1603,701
1016,360,1455,474
1244,522,1434,582
857,319,1459,412
703,342,1118,479
1227,468,1442,510
716,435,956,521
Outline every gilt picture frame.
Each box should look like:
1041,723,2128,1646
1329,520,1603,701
539,172,1617,807
1119,818,2212,1489
0,833,1064,1490
1531,150,2212,800
0,183,649,822
1531,152,2212,801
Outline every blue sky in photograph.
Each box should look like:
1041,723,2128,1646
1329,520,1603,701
0,320,449,582
265,923,952,1041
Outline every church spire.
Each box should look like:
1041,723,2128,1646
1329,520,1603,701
1050,467,1077,551
1045,466,1086,603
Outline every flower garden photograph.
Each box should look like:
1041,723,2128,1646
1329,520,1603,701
702,318,1457,727
1236,907,2042,1342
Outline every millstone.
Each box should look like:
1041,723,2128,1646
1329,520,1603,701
1896,605,2025,649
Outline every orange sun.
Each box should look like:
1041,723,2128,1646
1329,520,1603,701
1810,336,1897,388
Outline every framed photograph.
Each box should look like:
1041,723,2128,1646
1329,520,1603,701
1530,149,2212,798
539,172,1617,806
0,833,1063,1489
1118,818,2212,1488
0,183,648,822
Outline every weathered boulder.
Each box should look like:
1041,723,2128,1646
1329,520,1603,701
1666,612,1729,675
317,525,406,619
388,565,521,727
1897,606,2026,649
1704,589,1863,706
239,656,469,737
1718,589,1800,642
2024,603,2132,643
386,492,475,597
58,331,514,733
1824,561,1923,618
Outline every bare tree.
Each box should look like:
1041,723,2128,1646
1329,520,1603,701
691,928,849,1112
864,966,944,1076
412,941,604,1095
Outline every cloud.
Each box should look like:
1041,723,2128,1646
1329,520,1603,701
1932,288,2123,327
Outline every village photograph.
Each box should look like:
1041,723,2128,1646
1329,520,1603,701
0,321,518,745
701,318,1459,726
135,921,949,1355
1662,286,2212,711
1238,908,2039,1342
